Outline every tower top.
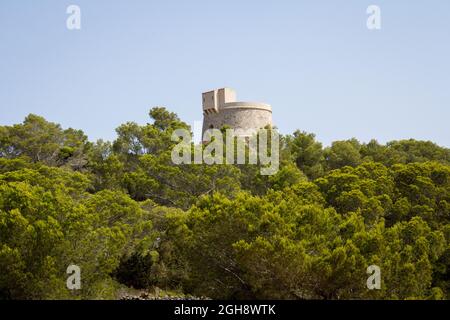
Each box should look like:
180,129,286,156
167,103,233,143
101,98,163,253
202,88,271,115
202,88,236,114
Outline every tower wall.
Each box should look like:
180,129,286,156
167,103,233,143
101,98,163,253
203,106,272,137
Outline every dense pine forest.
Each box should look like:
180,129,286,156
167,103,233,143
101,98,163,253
0,108,449,300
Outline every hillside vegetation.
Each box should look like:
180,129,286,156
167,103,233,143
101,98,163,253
0,108,449,299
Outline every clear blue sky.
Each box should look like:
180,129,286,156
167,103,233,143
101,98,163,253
1,0,449,146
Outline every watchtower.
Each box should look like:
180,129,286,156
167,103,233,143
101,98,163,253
202,88,272,138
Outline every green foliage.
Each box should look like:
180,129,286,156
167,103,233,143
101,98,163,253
0,115,91,170
0,161,157,299
0,109,449,300
286,131,324,179
324,139,362,171
361,139,450,166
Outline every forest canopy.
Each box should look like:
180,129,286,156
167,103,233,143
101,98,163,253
0,108,449,300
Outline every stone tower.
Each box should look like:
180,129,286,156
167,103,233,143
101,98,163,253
202,88,272,139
